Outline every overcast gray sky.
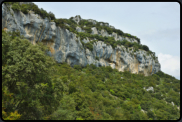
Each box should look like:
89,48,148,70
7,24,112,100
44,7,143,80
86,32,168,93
34,2,180,80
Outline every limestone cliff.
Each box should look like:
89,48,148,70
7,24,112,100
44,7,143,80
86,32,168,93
2,2,161,76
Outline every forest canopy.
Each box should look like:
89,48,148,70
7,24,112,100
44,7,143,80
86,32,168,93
2,30,180,120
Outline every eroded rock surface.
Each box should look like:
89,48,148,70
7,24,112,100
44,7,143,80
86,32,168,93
2,3,161,76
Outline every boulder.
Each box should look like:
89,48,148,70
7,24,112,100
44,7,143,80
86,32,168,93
91,27,98,35
100,29,109,37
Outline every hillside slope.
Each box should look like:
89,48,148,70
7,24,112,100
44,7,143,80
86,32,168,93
2,3,180,120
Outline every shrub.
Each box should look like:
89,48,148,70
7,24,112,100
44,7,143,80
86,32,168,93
39,8,49,19
48,11,56,20
110,89,115,95
137,39,140,44
140,101,151,111
152,74,160,81
155,92,162,100
155,71,165,78
105,66,113,72
2,85,22,120
85,42,93,51
84,21,87,25
20,4,29,14
165,97,173,103
95,56,99,60
84,27,92,33
124,41,132,47
142,45,149,51
147,110,155,119
11,3,21,12
76,117,84,120
106,28,112,34
89,64,97,69
126,33,131,37
138,104,142,111
97,84,106,90
4,2,14,6
73,65,82,71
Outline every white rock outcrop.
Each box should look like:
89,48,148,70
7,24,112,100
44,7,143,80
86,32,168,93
2,2,161,76
72,15,82,24
88,19,97,25
144,87,154,92
76,26,85,33
91,27,99,35
171,102,175,106
100,29,109,37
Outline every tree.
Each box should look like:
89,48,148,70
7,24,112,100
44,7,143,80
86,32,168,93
105,66,113,72
2,30,57,120
155,92,162,100
11,3,21,12
31,3,40,14
155,109,168,120
20,4,28,14
142,45,149,51
49,95,76,120
140,100,151,111
147,110,155,119
2,85,22,120
48,11,56,20
97,84,106,90
152,74,160,81
122,101,135,112
39,8,49,19
74,65,82,71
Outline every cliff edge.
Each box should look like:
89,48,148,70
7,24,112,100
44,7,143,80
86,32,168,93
2,2,161,76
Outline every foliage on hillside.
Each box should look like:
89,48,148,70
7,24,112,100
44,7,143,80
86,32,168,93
4,2,56,20
2,30,180,120
78,19,140,43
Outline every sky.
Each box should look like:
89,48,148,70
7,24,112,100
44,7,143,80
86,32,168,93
33,2,180,80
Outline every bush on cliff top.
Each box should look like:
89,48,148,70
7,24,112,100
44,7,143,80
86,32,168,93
4,2,56,20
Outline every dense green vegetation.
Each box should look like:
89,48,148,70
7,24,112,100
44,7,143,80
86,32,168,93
4,2,56,20
78,19,140,43
2,30,180,120
76,32,151,54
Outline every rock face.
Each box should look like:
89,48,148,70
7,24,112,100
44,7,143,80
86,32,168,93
100,29,109,37
2,2,161,76
88,19,97,25
144,86,154,92
72,15,81,24
91,27,98,35
90,27,139,43
76,26,85,33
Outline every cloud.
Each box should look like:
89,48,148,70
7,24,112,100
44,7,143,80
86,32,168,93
158,53,180,80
